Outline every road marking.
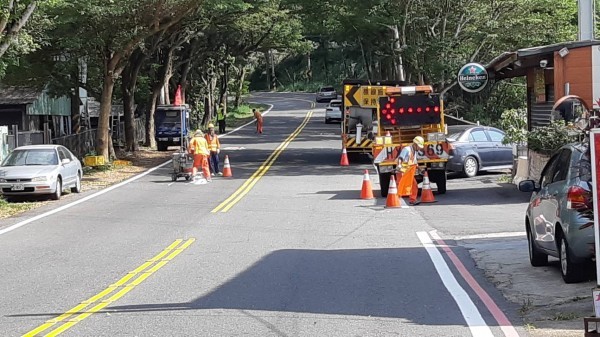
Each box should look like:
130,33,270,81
22,238,195,337
429,230,520,337
0,161,173,237
454,232,526,241
212,111,314,213
416,231,494,337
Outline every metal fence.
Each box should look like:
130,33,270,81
7,131,46,150
52,129,97,159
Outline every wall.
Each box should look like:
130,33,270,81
554,46,593,106
593,46,600,109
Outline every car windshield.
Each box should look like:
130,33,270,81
2,149,59,166
320,87,335,92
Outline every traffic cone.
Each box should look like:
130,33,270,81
360,169,374,200
420,170,437,203
222,155,233,177
385,175,402,208
340,147,350,166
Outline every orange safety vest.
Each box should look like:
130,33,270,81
254,110,263,122
205,134,220,152
399,145,418,173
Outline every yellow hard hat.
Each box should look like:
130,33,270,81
413,136,425,149
194,129,204,137
208,123,215,128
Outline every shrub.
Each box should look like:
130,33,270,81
527,121,574,155
500,108,527,145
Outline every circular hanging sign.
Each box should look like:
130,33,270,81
457,63,489,93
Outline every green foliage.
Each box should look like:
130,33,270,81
527,121,573,155
500,108,528,145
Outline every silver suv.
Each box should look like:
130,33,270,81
316,86,337,103
518,143,594,283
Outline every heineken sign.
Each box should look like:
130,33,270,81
457,63,488,93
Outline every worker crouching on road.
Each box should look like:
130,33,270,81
205,123,222,176
188,129,212,182
396,136,424,205
253,108,263,134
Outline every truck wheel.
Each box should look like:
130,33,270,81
157,142,168,151
428,170,447,194
379,172,392,197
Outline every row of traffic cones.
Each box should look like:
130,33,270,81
360,169,436,207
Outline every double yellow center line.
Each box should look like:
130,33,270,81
23,238,195,337
212,110,313,213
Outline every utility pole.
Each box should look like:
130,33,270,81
578,0,596,40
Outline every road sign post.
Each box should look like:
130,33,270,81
590,129,600,314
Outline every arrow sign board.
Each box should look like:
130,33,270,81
344,85,387,108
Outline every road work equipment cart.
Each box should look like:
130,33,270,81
171,151,193,181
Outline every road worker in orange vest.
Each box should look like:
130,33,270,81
205,123,222,176
188,129,211,182
396,136,424,205
253,108,263,134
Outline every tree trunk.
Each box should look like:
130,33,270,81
71,70,80,135
391,26,406,82
219,62,229,108
145,88,160,148
179,58,192,105
358,37,372,80
234,65,246,109
269,50,277,91
96,71,116,160
122,52,145,152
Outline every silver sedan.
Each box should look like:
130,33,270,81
0,145,83,200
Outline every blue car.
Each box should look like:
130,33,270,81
446,126,513,177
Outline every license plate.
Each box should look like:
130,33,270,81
11,184,24,191
173,138,180,142
158,138,168,141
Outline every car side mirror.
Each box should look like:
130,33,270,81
518,180,539,193
61,158,71,165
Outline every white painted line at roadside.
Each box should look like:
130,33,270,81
0,161,173,236
454,232,526,241
416,231,494,337
217,103,273,139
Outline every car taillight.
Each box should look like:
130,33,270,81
447,142,455,155
567,186,590,210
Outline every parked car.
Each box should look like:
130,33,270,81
316,86,337,103
0,145,82,200
446,126,513,177
518,143,594,283
325,99,343,124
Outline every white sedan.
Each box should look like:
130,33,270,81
325,99,343,124
0,145,83,200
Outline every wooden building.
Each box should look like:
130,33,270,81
486,40,600,130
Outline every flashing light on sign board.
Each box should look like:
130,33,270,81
390,97,396,103
399,108,404,114
390,109,396,114
386,114,392,119
426,107,431,112
434,106,440,113
417,107,423,113
386,104,391,109
391,119,396,125
408,107,414,113
382,109,387,114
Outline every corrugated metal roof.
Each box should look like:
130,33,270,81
0,86,41,105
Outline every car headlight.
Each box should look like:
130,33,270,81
0,178,6,183
31,176,48,182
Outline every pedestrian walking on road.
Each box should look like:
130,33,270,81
205,123,222,176
188,129,211,182
253,108,263,134
217,103,227,134
396,136,424,205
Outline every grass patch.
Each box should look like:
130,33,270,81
549,312,579,321
224,103,270,128
497,174,512,183
519,298,534,315
0,197,41,219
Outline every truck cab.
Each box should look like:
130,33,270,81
155,105,190,151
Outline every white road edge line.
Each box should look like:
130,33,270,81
0,161,172,236
454,232,526,241
416,231,495,337
0,102,276,236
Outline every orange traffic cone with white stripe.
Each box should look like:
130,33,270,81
385,175,402,208
420,170,437,203
340,147,350,166
360,169,374,199
222,155,233,177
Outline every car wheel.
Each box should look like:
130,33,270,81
51,178,62,200
527,226,548,266
559,235,585,283
325,118,330,124
71,173,82,193
463,156,478,177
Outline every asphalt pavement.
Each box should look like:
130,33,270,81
0,92,531,337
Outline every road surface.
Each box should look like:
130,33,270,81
0,92,530,337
